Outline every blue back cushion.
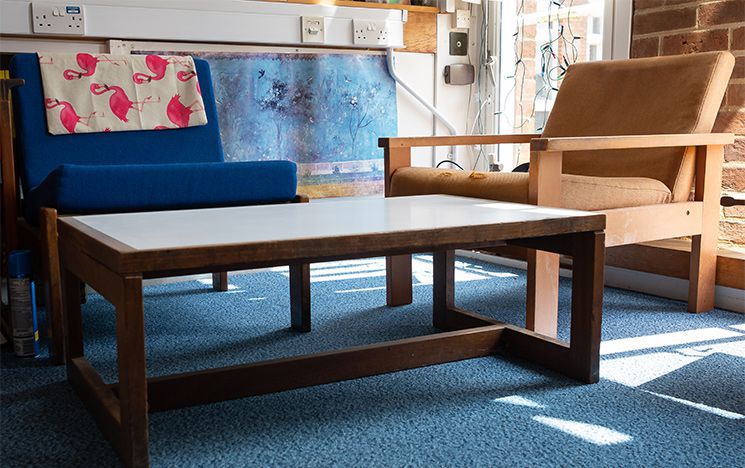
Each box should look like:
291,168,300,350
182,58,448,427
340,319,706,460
9,53,224,190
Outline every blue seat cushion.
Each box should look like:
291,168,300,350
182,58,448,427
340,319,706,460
24,160,298,225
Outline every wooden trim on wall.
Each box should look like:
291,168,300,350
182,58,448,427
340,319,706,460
400,11,437,54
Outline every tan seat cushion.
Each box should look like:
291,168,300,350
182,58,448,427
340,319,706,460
390,167,671,211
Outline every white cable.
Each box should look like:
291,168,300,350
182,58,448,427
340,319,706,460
385,48,458,162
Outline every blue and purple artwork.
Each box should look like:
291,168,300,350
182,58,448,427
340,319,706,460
140,51,398,197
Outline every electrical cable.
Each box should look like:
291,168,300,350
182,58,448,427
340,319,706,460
436,159,465,170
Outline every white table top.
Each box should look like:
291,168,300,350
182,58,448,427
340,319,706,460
71,195,600,252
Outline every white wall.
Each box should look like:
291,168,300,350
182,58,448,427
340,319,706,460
0,0,484,171
392,52,436,167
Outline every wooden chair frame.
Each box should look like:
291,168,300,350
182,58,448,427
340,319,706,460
380,132,734,337
0,78,310,364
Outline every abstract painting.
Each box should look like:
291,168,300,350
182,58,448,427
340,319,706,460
136,50,398,197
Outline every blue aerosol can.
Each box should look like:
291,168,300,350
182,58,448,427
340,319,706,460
8,250,40,357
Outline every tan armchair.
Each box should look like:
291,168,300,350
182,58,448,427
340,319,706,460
380,51,736,337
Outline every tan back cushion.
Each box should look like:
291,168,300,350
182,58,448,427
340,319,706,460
542,51,734,202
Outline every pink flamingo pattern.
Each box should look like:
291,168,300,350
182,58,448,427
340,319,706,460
177,68,201,95
45,98,98,134
166,94,203,128
39,53,205,134
63,53,127,80
90,83,159,122
133,55,190,84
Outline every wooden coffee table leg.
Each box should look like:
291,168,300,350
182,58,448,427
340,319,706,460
116,275,149,467
212,272,229,292
568,231,605,383
62,267,84,362
433,250,455,330
290,263,311,332
386,254,412,306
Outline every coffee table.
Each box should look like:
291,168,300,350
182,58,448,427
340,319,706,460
58,194,605,467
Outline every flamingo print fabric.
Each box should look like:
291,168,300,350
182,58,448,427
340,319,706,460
38,53,207,135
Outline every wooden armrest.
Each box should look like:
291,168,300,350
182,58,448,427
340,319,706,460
530,133,735,152
0,78,24,100
379,134,541,149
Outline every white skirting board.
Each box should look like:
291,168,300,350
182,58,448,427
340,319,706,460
457,250,745,314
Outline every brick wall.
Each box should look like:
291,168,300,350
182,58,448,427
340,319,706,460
631,0,745,248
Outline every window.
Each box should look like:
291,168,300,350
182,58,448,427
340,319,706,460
591,16,602,35
589,44,599,60
493,0,609,168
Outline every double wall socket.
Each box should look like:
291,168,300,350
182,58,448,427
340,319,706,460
353,20,389,46
32,3,86,35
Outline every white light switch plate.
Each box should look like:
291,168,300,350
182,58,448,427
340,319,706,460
353,20,390,46
32,3,86,35
301,16,325,44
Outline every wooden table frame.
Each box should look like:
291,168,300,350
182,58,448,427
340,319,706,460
58,211,605,468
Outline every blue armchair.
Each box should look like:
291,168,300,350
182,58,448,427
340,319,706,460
2,53,306,363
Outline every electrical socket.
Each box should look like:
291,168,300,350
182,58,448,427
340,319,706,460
301,16,325,44
32,3,86,35
453,9,471,29
353,20,390,46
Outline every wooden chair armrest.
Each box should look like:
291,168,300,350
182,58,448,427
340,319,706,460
379,134,541,149
530,133,734,152
0,78,24,100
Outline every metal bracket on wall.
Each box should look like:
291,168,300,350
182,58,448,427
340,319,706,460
449,31,468,56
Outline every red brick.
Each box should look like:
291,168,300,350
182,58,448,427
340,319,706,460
631,37,660,57
733,56,745,79
634,0,693,10
635,0,667,9
719,219,745,244
698,1,745,27
722,164,745,191
714,110,745,133
634,7,696,35
723,201,745,218
728,83,745,107
661,29,729,55
734,27,745,50
725,138,745,162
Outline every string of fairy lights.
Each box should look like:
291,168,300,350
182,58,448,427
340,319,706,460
502,0,582,133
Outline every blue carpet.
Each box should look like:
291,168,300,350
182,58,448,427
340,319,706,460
2,256,744,467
